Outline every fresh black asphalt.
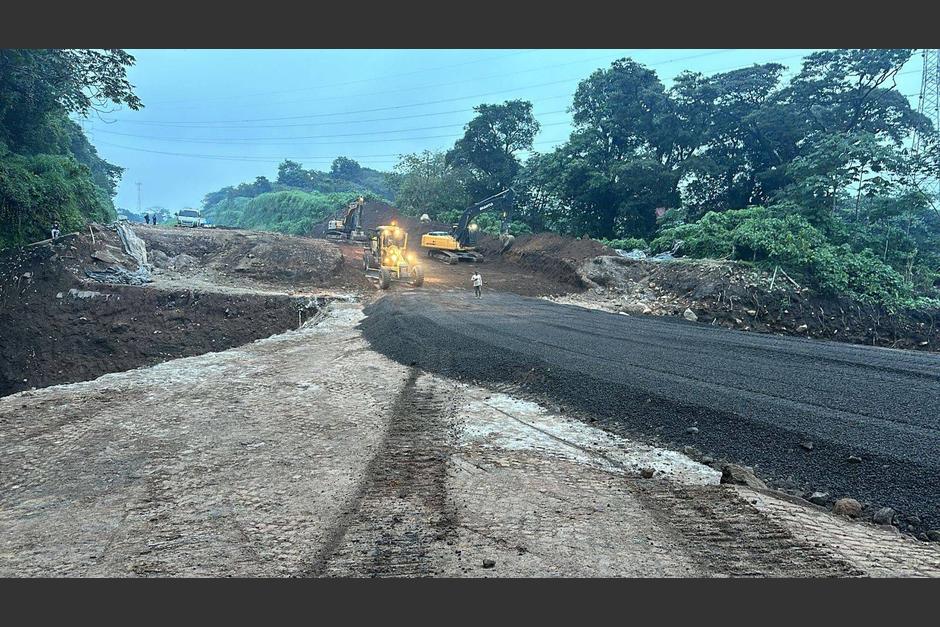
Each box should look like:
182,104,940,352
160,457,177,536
361,290,940,534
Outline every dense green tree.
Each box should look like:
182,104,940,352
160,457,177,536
393,150,471,219
447,100,538,199
330,156,363,182
0,49,141,248
276,159,311,189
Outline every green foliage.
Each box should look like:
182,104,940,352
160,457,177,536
0,49,137,249
447,100,538,200
599,237,649,251
0,152,114,248
203,158,394,217
471,213,532,237
393,150,471,220
652,207,934,311
209,190,362,235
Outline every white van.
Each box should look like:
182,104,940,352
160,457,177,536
176,208,205,228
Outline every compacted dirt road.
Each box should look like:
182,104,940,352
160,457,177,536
3,303,939,577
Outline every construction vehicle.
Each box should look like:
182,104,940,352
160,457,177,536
362,222,424,289
420,189,515,264
325,196,368,242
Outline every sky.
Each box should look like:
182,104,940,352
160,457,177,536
78,49,928,212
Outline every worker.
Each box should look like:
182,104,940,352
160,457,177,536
144,213,150,225
51,222,60,240
471,270,483,299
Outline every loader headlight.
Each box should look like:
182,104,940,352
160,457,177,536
469,223,479,232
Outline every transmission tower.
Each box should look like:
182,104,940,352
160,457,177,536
913,49,940,207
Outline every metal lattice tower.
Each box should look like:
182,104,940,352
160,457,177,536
913,49,940,205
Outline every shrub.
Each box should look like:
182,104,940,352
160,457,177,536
598,237,648,251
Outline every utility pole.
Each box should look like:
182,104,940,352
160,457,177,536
912,49,940,210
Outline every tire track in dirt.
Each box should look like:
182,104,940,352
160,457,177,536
631,483,862,577
301,370,460,577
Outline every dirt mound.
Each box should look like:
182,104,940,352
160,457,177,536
568,256,940,351
494,233,613,289
137,226,348,287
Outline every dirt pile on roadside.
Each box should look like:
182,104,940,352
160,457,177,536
489,234,612,288
560,255,939,351
136,225,349,287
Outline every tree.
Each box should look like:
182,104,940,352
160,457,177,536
447,100,539,199
331,156,362,182
394,150,470,219
0,49,142,152
1,49,141,247
277,160,311,189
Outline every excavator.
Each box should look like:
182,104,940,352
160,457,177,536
362,221,424,289
325,196,368,242
420,189,515,264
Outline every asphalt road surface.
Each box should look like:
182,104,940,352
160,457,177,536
361,290,940,534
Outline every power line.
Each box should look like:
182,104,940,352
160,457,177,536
142,50,540,106
87,111,574,143
145,50,634,112
105,49,745,127
94,133,575,165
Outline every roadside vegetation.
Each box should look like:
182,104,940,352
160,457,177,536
0,50,142,248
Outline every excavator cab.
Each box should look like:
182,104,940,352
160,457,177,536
362,223,424,289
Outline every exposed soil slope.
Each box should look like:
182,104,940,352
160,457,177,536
559,256,940,352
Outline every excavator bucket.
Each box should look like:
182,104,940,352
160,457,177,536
499,233,515,253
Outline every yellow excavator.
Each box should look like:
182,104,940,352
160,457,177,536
420,189,515,264
362,222,424,289
325,196,368,243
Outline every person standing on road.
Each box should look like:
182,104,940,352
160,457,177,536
51,222,60,240
145,213,150,225
471,270,483,299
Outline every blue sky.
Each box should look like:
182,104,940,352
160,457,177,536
79,49,927,212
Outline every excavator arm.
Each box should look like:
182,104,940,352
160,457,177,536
452,189,514,246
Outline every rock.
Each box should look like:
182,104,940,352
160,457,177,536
482,559,496,569
681,445,700,458
720,464,767,490
832,498,862,518
808,491,829,506
623,302,652,315
847,455,863,463
796,324,808,332
799,441,814,451
91,250,117,264
872,507,896,525
640,468,655,479
683,308,698,322
926,531,940,542
746,309,757,316
686,426,699,434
